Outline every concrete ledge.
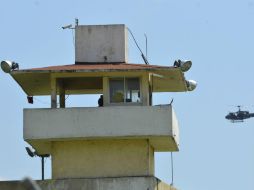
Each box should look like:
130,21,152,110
24,105,180,152
0,176,177,190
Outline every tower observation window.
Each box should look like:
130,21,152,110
109,77,140,103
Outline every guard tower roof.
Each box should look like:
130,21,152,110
10,62,187,96
16,62,173,72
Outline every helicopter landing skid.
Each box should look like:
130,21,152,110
231,120,244,123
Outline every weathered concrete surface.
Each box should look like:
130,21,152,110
0,177,178,190
51,139,154,179
24,105,179,154
75,24,128,63
0,181,27,190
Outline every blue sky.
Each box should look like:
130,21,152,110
1,0,254,189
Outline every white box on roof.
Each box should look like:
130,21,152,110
75,24,128,63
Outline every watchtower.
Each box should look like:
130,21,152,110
1,24,196,190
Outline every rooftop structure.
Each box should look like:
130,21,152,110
75,24,128,63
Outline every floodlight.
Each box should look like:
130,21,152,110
25,147,50,180
186,80,197,91
1,60,19,73
25,147,35,157
174,59,192,72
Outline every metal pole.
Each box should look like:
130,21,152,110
171,152,174,185
41,157,44,180
144,34,148,59
75,18,79,26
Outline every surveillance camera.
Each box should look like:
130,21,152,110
62,24,73,29
1,60,19,73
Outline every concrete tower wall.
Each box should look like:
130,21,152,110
51,139,154,179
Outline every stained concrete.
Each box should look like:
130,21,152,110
51,139,154,179
0,176,178,190
24,105,179,154
75,24,128,63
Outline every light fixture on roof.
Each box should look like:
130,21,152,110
173,59,192,72
1,60,19,73
186,80,197,91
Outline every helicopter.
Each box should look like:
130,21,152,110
225,106,254,122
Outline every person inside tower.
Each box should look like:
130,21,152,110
98,95,103,107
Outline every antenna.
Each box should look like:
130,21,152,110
127,28,149,65
144,34,148,60
170,152,174,186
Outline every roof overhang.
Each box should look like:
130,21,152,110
9,63,188,96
